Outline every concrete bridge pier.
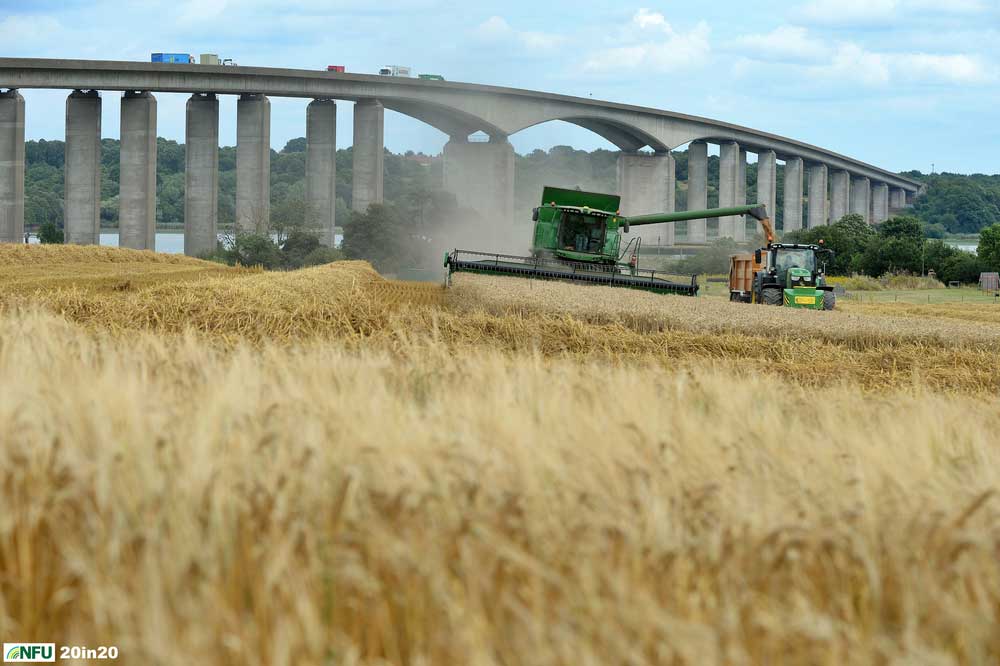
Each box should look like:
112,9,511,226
306,99,337,246
119,91,157,250
890,187,907,210
686,140,708,243
872,183,889,223
850,176,871,223
64,90,101,245
717,141,740,239
352,99,384,214
735,148,747,241
830,170,850,223
443,136,515,251
184,93,219,257
782,157,804,232
236,93,271,233
807,164,827,229
617,150,675,246
756,150,777,236
0,90,24,243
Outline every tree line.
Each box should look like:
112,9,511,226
24,139,998,236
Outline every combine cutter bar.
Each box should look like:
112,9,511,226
445,250,699,296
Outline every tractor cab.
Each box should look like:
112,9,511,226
761,244,820,284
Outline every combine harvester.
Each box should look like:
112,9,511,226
444,186,771,297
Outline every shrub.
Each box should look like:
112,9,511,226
884,274,945,290
280,229,322,268
831,274,884,291
38,222,64,244
302,246,344,266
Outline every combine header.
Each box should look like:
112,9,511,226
445,186,771,297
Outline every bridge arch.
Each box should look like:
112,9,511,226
506,115,669,153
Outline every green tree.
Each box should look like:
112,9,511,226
782,213,874,275
671,238,741,275
301,246,343,266
939,252,986,284
38,222,63,244
857,215,924,276
280,229,322,268
978,224,1000,272
342,204,416,274
922,239,960,275
877,215,922,242
227,232,282,269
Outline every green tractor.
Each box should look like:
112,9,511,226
444,186,771,297
728,216,836,309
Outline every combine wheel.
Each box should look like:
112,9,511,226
823,291,836,311
761,289,782,306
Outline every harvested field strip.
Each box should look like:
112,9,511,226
841,300,1000,325
0,243,253,295
0,243,218,266
447,273,1000,350
1,309,999,664
0,263,249,295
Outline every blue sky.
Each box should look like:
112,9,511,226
1,0,998,173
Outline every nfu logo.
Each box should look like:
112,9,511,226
3,644,55,662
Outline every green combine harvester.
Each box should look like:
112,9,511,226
444,186,771,297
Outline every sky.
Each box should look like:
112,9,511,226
1,0,998,174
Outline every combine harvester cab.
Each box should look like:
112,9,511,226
445,186,774,298
728,211,837,309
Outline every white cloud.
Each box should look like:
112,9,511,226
177,0,229,23
583,11,711,73
794,0,990,25
895,53,994,84
632,8,671,32
476,16,511,39
474,16,565,52
795,0,898,26
819,43,892,85
733,26,829,62
0,15,67,49
807,43,994,86
904,0,988,12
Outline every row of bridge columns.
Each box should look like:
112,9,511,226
616,139,908,244
0,89,393,252
0,89,912,249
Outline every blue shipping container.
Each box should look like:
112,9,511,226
150,53,191,64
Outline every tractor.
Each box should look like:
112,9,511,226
729,215,836,310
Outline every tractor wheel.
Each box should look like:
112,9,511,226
761,288,782,306
823,291,836,311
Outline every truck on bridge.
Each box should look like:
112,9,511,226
378,65,411,77
150,53,194,64
151,53,236,66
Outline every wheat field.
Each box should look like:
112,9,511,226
1,245,999,665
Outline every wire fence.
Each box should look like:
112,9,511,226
839,290,1000,305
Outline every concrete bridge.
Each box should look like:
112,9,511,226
0,58,922,252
